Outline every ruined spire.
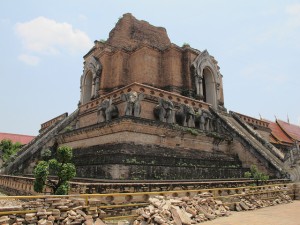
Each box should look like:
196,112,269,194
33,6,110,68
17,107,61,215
106,13,171,50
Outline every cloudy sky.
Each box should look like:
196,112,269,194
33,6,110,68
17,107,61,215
1,0,300,135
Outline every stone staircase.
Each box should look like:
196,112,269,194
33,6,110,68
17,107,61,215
216,110,300,181
3,109,79,174
210,108,286,178
284,145,300,181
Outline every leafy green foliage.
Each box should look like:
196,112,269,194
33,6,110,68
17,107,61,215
244,165,269,184
33,161,49,193
63,126,73,132
186,128,199,136
244,171,252,178
55,182,70,195
0,139,22,164
33,146,76,195
41,149,52,160
57,146,73,163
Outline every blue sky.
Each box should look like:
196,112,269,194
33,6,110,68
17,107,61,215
1,0,300,135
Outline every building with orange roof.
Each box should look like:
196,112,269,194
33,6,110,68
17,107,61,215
235,112,299,152
276,120,300,142
263,119,294,150
0,132,35,145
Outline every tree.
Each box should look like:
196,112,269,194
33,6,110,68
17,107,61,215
34,146,76,195
244,165,269,185
0,139,22,163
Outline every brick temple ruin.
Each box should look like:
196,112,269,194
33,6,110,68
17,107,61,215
4,13,300,181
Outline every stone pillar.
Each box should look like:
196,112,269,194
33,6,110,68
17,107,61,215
294,183,300,200
199,78,203,100
195,75,203,100
216,83,220,106
95,76,100,98
91,78,96,99
290,149,294,164
79,75,83,104
195,75,200,96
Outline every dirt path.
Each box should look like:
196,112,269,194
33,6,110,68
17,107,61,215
203,200,300,225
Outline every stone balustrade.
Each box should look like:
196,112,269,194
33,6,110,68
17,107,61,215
0,175,297,201
40,113,68,132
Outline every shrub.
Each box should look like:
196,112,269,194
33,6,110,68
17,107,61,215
34,146,76,195
244,165,269,185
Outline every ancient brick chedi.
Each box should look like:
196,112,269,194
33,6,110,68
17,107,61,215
80,13,224,110
5,14,300,181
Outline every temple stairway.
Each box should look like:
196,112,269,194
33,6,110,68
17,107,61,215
2,109,79,174
211,109,287,178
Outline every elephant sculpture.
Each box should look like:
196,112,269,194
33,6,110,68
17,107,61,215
97,98,119,122
175,104,195,127
153,98,174,124
201,109,212,131
121,91,144,117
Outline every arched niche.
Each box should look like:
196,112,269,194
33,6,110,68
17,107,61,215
202,67,217,109
191,50,221,110
82,72,93,104
79,56,102,105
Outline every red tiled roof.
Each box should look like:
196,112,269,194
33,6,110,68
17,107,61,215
277,120,300,141
0,132,35,145
269,135,279,144
263,119,293,144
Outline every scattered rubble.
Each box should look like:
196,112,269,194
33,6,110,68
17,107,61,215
234,191,292,211
133,193,231,225
0,186,293,225
0,197,107,225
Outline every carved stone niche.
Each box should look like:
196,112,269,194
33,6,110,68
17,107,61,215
191,50,223,110
80,56,102,105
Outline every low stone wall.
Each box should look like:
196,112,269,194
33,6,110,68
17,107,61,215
294,182,300,200
0,175,293,196
0,175,36,196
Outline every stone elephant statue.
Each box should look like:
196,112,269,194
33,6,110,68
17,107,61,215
175,104,195,127
97,98,119,122
121,91,144,117
200,109,212,131
153,98,174,124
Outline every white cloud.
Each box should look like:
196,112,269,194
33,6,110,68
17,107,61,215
286,3,300,16
15,17,93,56
18,54,40,66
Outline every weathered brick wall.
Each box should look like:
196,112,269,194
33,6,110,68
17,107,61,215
72,143,245,180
